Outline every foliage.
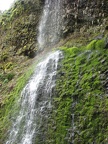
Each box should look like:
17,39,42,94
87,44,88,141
1,52,8,62
0,73,15,82
95,39,106,49
0,62,36,143
45,38,108,144
0,37,108,143
86,39,106,50
86,40,97,50
0,0,41,60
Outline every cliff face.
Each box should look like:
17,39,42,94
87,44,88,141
62,0,108,35
0,0,43,106
0,0,108,61
45,39,108,144
0,0,42,59
1,0,108,55
0,0,108,143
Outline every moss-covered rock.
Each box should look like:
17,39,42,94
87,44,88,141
45,38,108,144
0,0,43,121
0,62,36,143
0,0,108,143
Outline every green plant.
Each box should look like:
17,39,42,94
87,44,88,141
95,39,105,49
0,62,36,143
86,40,97,50
45,39,108,144
1,52,8,62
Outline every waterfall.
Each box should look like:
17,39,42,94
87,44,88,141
38,0,63,50
6,0,63,143
6,51,62,144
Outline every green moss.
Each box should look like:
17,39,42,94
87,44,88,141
0,62,36,143
0,38,108,143
46,39,108,144
86,39,106,50
5,62,13,69
0,72,15,82
86,40,97,50
95,39,105,49
1,52,8,62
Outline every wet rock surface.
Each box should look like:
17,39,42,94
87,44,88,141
62,0,108,35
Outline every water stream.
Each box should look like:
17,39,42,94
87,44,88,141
6,0,64,143
6,51,62,144
38,0,63,50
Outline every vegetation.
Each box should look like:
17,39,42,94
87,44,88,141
0,0,108,143
0,0,42,122
0,57,38,143
0,1,42,142
45,38,108,144
0,0,42,58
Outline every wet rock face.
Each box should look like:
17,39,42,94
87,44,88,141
0,0,108,59
62,0,108,35
0,0,42,59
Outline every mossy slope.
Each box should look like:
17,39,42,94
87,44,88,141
0,0,42,120
45,38,108,144
0,62,36,143
0,38,108,144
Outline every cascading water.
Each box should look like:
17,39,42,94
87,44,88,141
6,0,63,143
38,0,63,50
6,51,62,144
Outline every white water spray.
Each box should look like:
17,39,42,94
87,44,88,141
38,0,63,50
6,51,62,144
6,0,64,143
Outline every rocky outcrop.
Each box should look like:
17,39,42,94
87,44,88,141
62,0,108,36
0,0,108,143
0,0,43,59
45,38,108,144
0,0,108,59
0,0,43,113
